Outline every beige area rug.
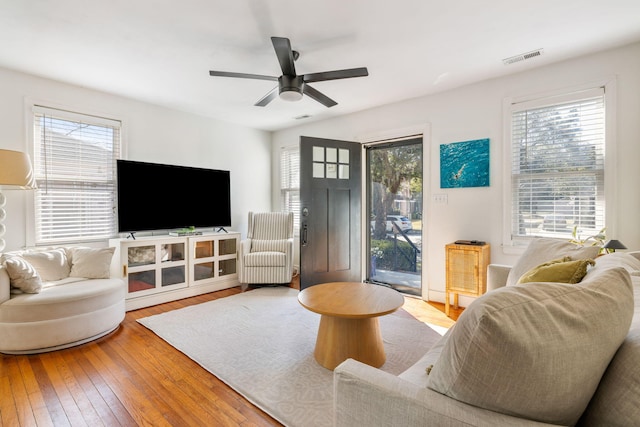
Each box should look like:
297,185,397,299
138,286,443,427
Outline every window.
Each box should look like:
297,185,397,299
280,146,300,235
32,106,121,244
508,87,606,242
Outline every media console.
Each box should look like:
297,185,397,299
109,232,240,311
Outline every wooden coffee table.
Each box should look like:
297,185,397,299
298,282,404,370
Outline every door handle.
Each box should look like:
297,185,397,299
302,223,308,246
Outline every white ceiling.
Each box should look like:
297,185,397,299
1,0,639,131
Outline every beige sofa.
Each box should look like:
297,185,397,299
334,238,640,426
0,246,126,354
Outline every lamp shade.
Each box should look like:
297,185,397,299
603,239,627,250
0,149,36,189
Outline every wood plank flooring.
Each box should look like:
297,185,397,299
0,280,462,427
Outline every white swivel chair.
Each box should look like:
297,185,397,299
238,211,294,285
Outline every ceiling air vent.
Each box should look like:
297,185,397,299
503,48,544,65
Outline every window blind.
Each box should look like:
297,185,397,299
510,89,605,239
280,146,300,235
33,106,121,244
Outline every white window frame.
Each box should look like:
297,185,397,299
280,145,300,236
27,104,122,246
502,79,617,253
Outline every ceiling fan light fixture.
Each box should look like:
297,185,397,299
279,89,304,102
278,75,304,102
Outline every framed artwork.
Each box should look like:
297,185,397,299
440,138,490,188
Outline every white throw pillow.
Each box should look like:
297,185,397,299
591,251,640,273
506,237,601,286
69,247,115,279
20,248,71,281
3,256,43,293
426,266,634,426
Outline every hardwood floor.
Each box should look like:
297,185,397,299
0,280,462,427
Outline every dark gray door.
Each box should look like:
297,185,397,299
300,136,362,289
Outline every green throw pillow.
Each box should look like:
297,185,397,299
517,257,595,284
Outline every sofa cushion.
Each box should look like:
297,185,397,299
426,266,634,426
506,238,601,286
517,257,594,284
590,251,640,273
0,278,124,323
578,271,640,425
3,256,42,293
68,247,115,279
250,239,289,253
399,328,451,388
243,251,287,267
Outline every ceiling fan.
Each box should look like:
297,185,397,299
209,36,369,108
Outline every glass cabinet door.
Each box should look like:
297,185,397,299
195,241,214,259
219,238,236,256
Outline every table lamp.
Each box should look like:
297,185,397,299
603,239,627,254
0,149,37,251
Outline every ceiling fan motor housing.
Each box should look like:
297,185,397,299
279,75,304,101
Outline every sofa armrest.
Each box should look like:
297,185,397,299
0,267,9,304
487,264,512,292
334,359,553,427
628,251,640,263
239,238,251,257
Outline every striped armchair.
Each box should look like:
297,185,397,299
238,212,294,285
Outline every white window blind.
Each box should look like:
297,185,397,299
280,146,300,235
510,88,605,240
33,106,121,244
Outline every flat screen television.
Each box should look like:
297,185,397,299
116,159,231,233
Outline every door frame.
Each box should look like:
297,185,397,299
356,123,431,300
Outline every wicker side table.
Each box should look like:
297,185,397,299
445,243,490,316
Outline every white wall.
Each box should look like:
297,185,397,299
0,66,272,250
271,42,640,304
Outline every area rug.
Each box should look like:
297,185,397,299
138,287,443,427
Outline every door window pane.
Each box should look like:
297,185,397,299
313,146,324,162
339,149,349,164
313,162,325,178
326,147,337,162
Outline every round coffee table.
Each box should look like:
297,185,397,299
298,282,404,370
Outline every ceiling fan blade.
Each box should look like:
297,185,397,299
254,86,279,107
271,37,297,76
303,67,369,83
303,84,337,108
209,70,277,81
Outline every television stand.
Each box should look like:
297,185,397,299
216,227,228,233
110,232,240,311
126,232,136,240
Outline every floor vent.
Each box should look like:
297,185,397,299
503,48,544,65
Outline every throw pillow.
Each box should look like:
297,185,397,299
20,248,71,281
590,251,640,274
426,266,634,426
506,237,601,286
3,256,43,293
69,247,115,279
517,257,595,284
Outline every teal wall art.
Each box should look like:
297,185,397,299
440,138,490,188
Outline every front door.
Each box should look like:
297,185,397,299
299,136,362,289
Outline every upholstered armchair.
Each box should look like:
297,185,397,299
238,212,294,285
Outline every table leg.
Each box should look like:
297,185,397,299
314,315,385,370
445,291,450,316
